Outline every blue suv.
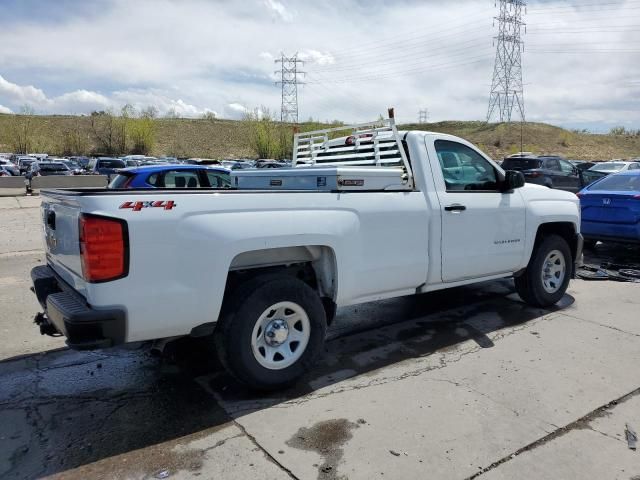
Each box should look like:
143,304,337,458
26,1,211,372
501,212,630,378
108,164,231,189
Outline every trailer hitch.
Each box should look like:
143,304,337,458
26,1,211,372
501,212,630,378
33,312,62,337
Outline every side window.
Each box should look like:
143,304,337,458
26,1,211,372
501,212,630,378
434,140,498,191
545,159,561,171
559,160,574,174
206,171,231,188
147,170,201,188
164,170,201,188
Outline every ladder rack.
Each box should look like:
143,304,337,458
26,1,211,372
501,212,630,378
292,116,414,188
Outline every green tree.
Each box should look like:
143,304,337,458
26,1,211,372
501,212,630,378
90,109,123,155
8,106,36,153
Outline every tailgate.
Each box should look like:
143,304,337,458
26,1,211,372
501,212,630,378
41,192,87,295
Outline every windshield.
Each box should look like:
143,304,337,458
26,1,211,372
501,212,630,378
589,174,640,192
97,159,126,169
590,162,626,172
501,158,542,170
40,163,69,172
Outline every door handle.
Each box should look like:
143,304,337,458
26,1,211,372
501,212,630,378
444,204,466,212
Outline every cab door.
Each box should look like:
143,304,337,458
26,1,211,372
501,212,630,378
430,139,526,282
559,159,581,192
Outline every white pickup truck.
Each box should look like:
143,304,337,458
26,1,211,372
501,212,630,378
31,116,582,389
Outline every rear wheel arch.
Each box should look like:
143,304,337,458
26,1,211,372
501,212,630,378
225,245,338,324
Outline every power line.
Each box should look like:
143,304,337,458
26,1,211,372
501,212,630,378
487,0,526,123
275,53,305,123
309,37,493,75
317,7,495,60
317,22,492,67
307,55,493,85
418,109,429,123
528,1,640,13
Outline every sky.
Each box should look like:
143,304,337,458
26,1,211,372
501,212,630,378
0,0,638,132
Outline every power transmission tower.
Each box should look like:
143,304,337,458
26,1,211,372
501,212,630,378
275,53,305,123
487,0,526,123
418,109,429,123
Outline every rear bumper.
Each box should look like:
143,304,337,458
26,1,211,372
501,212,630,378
582,222,640,244
31,265,126,350
583,234,640,245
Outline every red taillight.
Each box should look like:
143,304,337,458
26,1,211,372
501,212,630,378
576,193,583,197
634,195,640,200
79,214,128,282
525,171,541,178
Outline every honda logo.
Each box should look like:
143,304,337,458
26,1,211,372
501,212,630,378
602,198,611,206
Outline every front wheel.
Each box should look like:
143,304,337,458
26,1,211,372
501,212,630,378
515,234,572,307
214,274,327,390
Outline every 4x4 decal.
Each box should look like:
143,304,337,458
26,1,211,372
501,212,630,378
119,201,176,211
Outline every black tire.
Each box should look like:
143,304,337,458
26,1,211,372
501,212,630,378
515,234,572,308
214,274,327,390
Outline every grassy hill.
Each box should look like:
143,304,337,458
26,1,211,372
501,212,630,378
1,113,638,161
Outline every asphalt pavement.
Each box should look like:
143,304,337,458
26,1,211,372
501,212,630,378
1,196,639,480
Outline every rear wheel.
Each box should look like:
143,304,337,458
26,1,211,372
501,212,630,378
515,234,572,307
214,274,327,390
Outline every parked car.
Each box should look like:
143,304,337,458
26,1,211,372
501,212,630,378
17,157,37,175
578,170,640,248
121,155,147,164
569,160,596,171
588,161,640,174
108,164,231,189
0,158,20,176
221,160,254,170
31,116,582,390
158,156,178,163
498,155,582,192
27,162,72,178
0,166,13,177
69,156,91,168
255,159,288,169
60,159,83,175
86,157,126,179
123,159,141,167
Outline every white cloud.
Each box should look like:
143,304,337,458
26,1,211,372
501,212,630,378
259,51,274,62
0,75,47,105
224,103,249,119
263,0,293,22
298,49,335,66
0,74,215,117
0,0,637,129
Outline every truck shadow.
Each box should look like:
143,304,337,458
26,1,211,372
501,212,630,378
0,279,574,479
203,280,574,414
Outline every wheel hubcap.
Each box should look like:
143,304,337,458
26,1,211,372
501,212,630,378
541,249,566,294
264,319,289,346
251,301,310,370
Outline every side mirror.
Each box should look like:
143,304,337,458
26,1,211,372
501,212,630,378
503,170,525,191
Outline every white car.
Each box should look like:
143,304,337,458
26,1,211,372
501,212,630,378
588,161,640,173
30,116,582,389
